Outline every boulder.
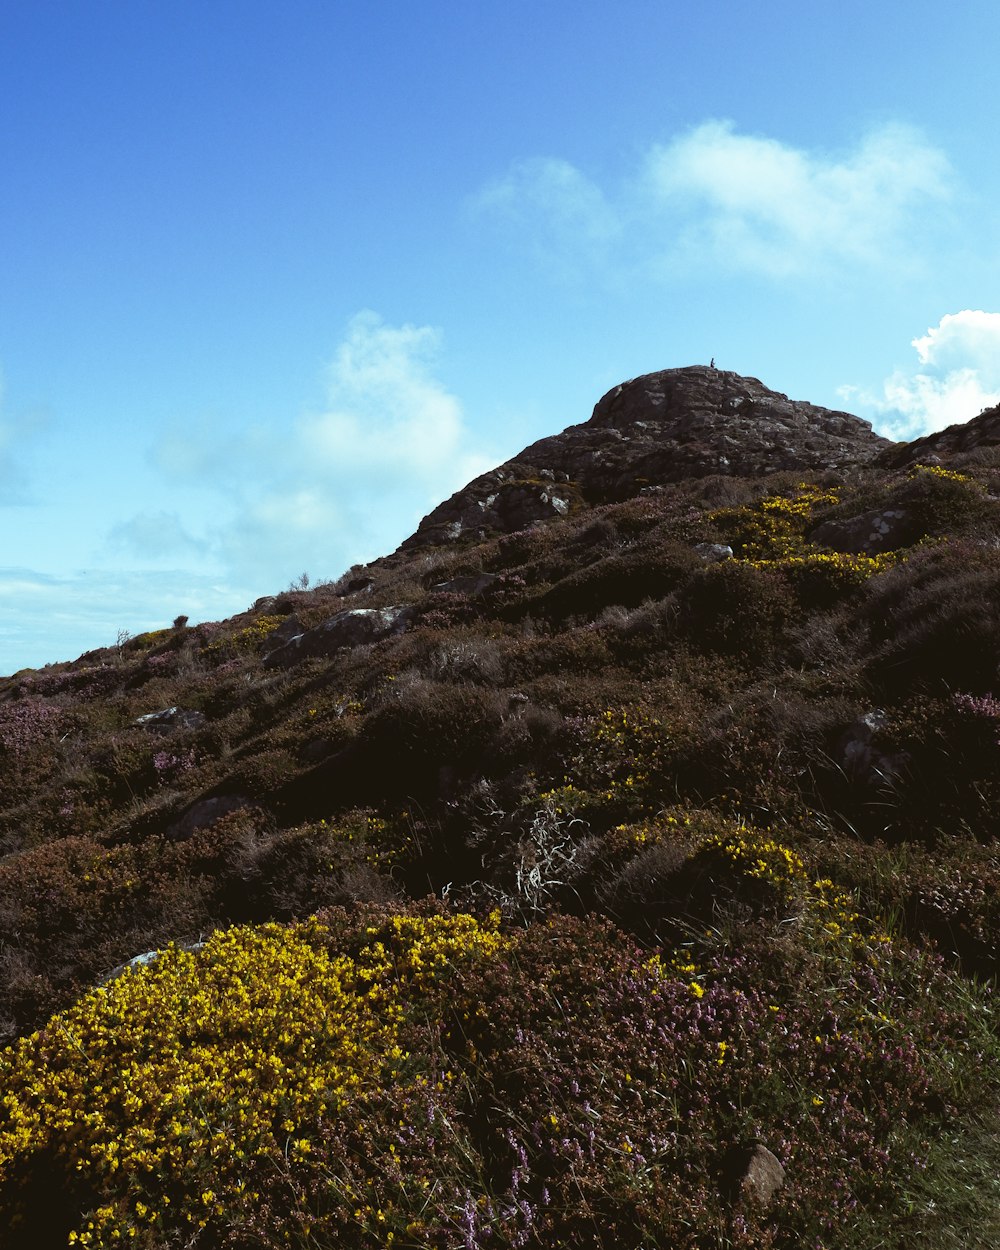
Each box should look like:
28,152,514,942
263,606,414,668
810,507,916,555
836,711,905,790
168,794,251,840
134,706,207,733
260,613,305,653
721,1143,785,1208
101,941,206,985
693,542,734,562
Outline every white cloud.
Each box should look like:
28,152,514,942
474,120,953,281
471,157,619,277
841,310,1000,441
644,120,950,277
142,312,496,586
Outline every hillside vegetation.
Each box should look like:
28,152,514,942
1,368,999,1248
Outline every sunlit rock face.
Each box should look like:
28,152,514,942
401,365,893,550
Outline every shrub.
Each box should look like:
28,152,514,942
0,910,506,1247
865,542,1000,694
673,560,798,662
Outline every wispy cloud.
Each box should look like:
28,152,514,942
471,157,619,278
841,310,1000,440
0,370,47,506
143,312,496,585
473,120,953,281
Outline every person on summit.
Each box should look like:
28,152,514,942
710,357,716,368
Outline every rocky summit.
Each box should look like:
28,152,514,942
402,365,892,549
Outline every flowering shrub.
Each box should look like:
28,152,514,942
709,483,840,562
0,697,63,756
207,615,286,656
0,910,506,1245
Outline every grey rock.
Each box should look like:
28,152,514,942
739,1144,785,1207
694,542,734,562
168,794,251,840
837,711,905,789
101,941,206,986
343,575,375,595
264,605,414,668
432,573,499,596
134,706,207,733
810,507,915,555
879,400,1000,468
401,366,892,551
721,1143,785,1208
260,613,305,653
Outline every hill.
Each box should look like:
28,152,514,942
0,367,998,1248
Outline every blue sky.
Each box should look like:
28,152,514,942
3,0,1000,673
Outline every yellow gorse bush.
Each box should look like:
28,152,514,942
0,911,506,1245
207,613,286,654
702,825,862,940
710,483,840,562
710,484,904,584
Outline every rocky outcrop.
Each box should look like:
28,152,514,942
879,401,1000,468
263,606,414,669
432,573,500,596
401,366,893,550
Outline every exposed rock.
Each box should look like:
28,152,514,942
401,366,893,550
168,794,250,840
721,1143,785,1208
342,575,375,595
134,706,207,733
739,1144,785,1206
837,711,905,790
251,595,282,614
432,573,500,596
810,506,916,555
101,941,206,985
263,606,414,669
260,613,305,653
693,542,734,562
879,400,1000,468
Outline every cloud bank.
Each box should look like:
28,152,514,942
474,120,952,281
0,566,245,675
843,311,1000,440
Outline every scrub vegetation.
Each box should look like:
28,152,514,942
1,441,1000,1247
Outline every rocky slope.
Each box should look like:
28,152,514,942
402,365,893,549
879,398,1000,468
